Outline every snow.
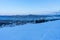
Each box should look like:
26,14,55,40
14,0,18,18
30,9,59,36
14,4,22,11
0,20,60,40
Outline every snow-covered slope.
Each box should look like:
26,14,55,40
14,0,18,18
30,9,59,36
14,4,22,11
0,20,60,40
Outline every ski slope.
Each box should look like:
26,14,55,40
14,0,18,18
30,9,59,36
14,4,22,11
0,20,60,40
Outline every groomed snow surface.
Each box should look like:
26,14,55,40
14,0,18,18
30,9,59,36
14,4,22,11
0,20,60,40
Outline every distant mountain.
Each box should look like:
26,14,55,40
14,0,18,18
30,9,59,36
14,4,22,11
55,11,60,15
50,11,60,15
0,14,60,27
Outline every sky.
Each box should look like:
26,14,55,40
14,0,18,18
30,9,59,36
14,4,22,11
0,0,60,15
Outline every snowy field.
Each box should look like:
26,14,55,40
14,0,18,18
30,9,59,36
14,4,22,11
0,20,60,40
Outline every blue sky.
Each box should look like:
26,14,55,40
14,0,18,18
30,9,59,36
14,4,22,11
0,0,60,15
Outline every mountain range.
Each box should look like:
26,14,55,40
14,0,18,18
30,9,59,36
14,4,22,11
0,11,60,27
